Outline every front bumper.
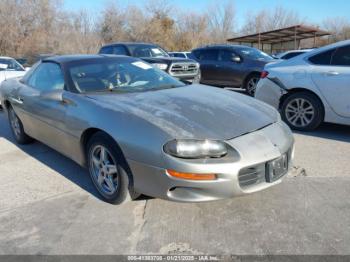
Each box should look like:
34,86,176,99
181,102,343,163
129,121,294,202
170,73,200,82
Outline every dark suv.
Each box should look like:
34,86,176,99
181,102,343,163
192,45,274,95
99,42,200,83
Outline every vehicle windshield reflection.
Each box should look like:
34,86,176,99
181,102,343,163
128,45,169,58
69,60,185,93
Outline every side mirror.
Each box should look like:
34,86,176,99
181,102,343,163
40,89,63,102
232,56,241,63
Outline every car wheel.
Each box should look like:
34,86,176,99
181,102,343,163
244,73,260,96
8,106,33,144
86,132,140,204
281,92,324,131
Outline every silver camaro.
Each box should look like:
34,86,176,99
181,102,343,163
0,55,294,204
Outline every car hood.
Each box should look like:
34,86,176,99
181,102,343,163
87,85,278,140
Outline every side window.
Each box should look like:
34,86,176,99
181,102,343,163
21,61,40,83
331,45,350,66
187,53,196,60
218,50,236,61
27,63,64,91
308,49,336,65
8,59,24,71
192,50,201,60
283,52,302,60
200,49,219,61
99,46,113,54
112,45,128,55
174,53,186,58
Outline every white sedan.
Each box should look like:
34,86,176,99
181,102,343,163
255,40,350,131
0,57,28,108
274,49,313,60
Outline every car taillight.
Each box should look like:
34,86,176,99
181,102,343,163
261,71,269,79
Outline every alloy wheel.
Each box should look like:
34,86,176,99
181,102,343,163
285,98,315,128
89,145,119,195
9,109,21,139
246,77,259,96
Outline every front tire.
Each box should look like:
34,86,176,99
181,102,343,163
244,73,260,96
86,132,140,204
8,106,33,144
281,92,324,131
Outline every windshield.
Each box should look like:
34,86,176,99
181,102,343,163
69,59,185,93
238,48,273,61
128,45,169,58
0,58,25,71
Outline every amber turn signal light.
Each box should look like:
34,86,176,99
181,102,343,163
166,170,216,180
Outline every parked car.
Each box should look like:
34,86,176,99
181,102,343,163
0,55,294,204
255,40,350,131
15,58,29,67
169,51,195,59
191,45,274,95
273,49,313,60
99,42,200,83
0,57,27,109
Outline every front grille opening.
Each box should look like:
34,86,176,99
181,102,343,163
238,164,266,188
170,63,198,75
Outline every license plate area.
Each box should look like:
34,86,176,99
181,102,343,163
266,153,288,183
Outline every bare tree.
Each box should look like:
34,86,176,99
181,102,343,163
145,0,173,19
175,12,210,50
206,0,236,42
323,17,350,42
98,1,127,44
0,0,341,59
241,6,304,34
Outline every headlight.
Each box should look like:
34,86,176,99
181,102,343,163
152,63,168,70
164,139,228,159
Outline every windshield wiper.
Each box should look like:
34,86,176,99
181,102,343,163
149,84,184,91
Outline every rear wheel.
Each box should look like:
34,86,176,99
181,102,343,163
281,92,324,131
244,73,260,96
86,132,140,204
8,106,33,144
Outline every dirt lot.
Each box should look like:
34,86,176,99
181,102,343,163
0,110,349,255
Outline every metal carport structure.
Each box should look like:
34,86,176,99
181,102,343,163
227,25,331,53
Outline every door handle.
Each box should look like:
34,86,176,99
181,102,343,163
325,71,340,76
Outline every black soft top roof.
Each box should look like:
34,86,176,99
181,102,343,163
42,54,137,66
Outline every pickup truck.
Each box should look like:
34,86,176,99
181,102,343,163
99,42,200,83
0,57,28,109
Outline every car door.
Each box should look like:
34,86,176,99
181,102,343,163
217,49,245,87
310,45,350,118
195,49,222,85
15,62,70,151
